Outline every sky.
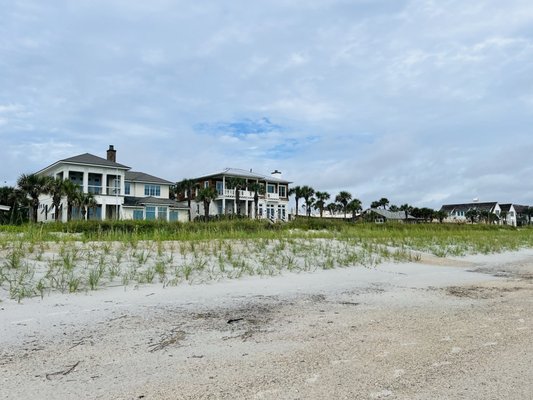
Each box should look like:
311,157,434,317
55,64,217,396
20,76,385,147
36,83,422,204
2,0,533,209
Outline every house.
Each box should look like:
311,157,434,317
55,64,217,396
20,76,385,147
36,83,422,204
36,146,188,222
498,204,530,226
440,202,501,223
189,168,291,221
362,208,416,223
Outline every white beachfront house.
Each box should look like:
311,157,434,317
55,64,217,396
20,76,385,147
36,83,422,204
36,146,188,222
440,201,531,226
189,168,291,221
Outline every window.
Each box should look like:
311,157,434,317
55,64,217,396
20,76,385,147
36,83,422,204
216,181,224,195
144,185,161,197
125,182,131,195
279,186,286,197
204,180,209,188
278,205,286,220
169,211,179,222
133,210,143,220
267,184,275,194
157,206,167,220
145,206,156,220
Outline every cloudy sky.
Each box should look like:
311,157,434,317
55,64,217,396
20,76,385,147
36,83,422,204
2,0,533,208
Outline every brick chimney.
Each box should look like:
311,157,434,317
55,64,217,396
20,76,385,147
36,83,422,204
107,145,116,162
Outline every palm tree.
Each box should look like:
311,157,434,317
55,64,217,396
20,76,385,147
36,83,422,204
379,197,389,210
288,186,304,218
44,177,66,222
335,191,352,219
347,198,363,221
77,192,97,220
300,186,315,217
196,186,219,221
62,180,82,221
17,173,48,223
314,191,330,218
176,179,199,222
326,202,338,217
248,181,265,219
225,177,246,216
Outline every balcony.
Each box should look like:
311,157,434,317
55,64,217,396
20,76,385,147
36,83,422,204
222,189,254,199
106,186,121,195
88,185,102,195
266,192,279,200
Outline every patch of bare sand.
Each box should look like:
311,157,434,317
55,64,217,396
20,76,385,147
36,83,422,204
1,251,532,400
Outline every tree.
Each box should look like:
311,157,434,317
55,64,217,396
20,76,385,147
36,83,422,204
379,198,389,210
248,181,265,219
17,173,48,223
314,191,330,218
465,208,479,224
370,200,381,209
335,191,352,219
435,210,448,223
62,180,82,221
347,198,363,221
226,177,246,216
196,186,219,221
45,177,66,222
77,192,97,220
300,186,315,217
288,186,304,218
500,210,508,225
326,202,338,216
176,179,199,222
389,204,400,212
0,186,28,224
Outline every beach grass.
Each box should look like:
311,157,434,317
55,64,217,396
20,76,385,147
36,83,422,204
1,219,533,301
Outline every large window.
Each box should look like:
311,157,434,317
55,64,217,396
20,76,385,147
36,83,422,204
216,181,224,195
144,185,161,197
267,184,275,194
145,206,156,220
157,206,167,220
125,182,131,195
279,186,286,197
133,210,143,220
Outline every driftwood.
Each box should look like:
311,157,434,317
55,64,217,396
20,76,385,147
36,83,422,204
45,361,80,380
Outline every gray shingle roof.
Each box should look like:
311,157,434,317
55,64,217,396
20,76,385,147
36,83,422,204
194,168,291,184
440,202,498,213
367,208,415,220
125,171,173,185
61,153,130,169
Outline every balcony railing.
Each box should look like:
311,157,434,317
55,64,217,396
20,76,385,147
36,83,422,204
88,185,102,195
106,186,121,195
266,192,279,200
222,189,254,199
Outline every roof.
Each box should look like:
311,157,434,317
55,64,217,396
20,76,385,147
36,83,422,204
440,202,498,213
501,204,530,214
36,153,130,174
123,196,187,208
194,168,291,184
366,208,415,220
125,171,173,185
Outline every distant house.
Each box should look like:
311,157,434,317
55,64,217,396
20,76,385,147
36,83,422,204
498,204,530,227
362,208,417,223
36,146,188,222
440,202,500,223
189,168,291,221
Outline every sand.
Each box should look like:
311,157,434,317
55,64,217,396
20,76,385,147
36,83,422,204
1,249,532,399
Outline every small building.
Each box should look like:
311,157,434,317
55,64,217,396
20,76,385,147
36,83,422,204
498,204,530,226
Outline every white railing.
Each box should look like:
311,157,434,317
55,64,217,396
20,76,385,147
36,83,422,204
223,189,255,199
87,185,102,194
106,186,121,195
267,193,279,200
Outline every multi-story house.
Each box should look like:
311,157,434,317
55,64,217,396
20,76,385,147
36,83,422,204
36,146,187,222
440,202,501,223
190,168,291,221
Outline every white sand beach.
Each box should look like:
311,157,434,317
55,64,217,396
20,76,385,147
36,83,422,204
1,249,532,399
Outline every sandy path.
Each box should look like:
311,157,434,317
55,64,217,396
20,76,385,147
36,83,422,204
1,250,532,399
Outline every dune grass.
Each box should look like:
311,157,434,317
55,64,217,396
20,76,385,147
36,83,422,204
1,219,532,301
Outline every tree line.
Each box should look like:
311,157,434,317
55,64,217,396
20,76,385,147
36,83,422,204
0,174,96,224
